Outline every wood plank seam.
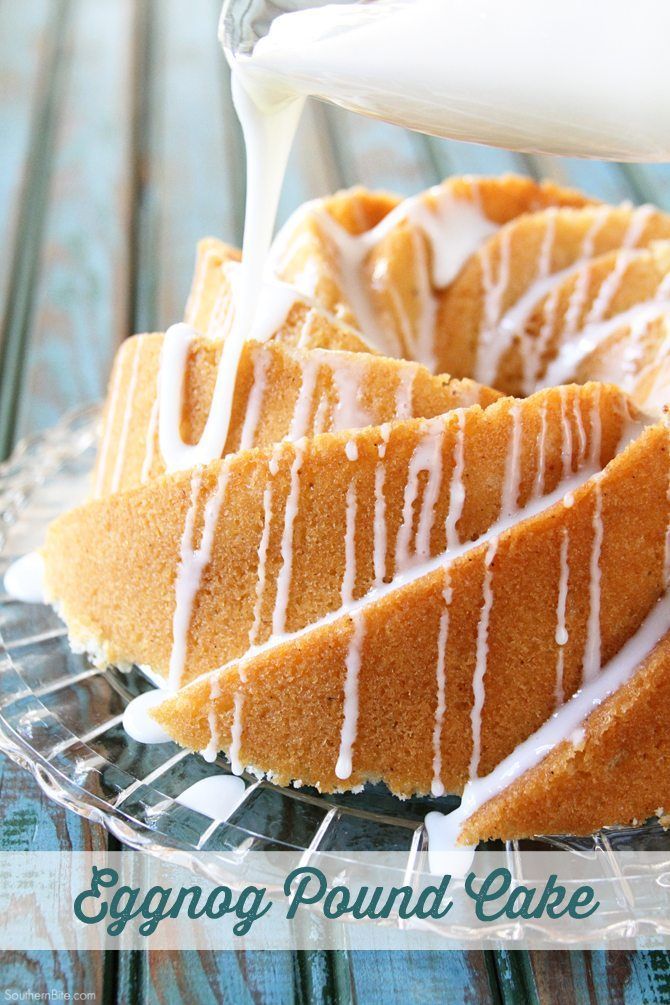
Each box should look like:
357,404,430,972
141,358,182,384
0,0,71,459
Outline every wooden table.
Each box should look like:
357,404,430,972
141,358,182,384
2,1,670,1001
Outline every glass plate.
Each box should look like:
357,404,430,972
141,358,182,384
1,407,668,942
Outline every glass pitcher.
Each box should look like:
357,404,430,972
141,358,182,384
221,0,670,162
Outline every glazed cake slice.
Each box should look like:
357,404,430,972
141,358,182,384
186,175,593,366
151,418,670,798
93,332,499,496
45,383,631,690
438,204,670,390
456,628,670,844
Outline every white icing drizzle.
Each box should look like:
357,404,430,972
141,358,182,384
559,386,574,478
444,410,466,550
228,689,245,774
122,690,172,744
536,207,557,277
394,364,418,419
271,440,306,637
4,552,45,604
335,611,366,780
176,774,246,820
345,439,359,461
426,588,670,855
373,453,388,588
312,393,330,434
589,384,603,466
573,393,587,465
341,478,358,606
559,208,610,338
468,537,498,780
287,356,319,441
533,402,548,498
95,347,126,497
500,404,522,521
297,186,498,368
249,470,276,648
431,570,452,797
297,307,318,348
395,419,444,571
540,299,670,388
495,210,558,387
474,229,512,387
227,452,280,771
414,423,446,562
111,339,143,494
204,672,222,764
141,391,160,484
239,348,270,450
328,355,372,431
474,205,656,394
555,527,570,706
587,206,653,323
168,461,231,690
206,283,236,340
582,482,603,685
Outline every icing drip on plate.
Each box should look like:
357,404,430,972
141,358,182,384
176,774,246,820
4,552,45,604
123,690,172,744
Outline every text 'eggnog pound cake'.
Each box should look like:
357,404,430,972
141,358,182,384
42,175,670,847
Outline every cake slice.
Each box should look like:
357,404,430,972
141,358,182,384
438,205,670,390
456,628,670,844
186,175,593,367
93,332,499,496
151,416,669,797
45,384,632,695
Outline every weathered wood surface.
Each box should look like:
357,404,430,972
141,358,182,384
1,1,670,1001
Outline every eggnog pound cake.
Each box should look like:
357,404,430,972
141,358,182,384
42,174,670,847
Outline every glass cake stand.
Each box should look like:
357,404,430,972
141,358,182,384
1,406,669,943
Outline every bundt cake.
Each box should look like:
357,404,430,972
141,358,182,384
41,174,670,847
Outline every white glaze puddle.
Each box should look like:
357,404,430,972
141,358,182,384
122,690,172,744
176,774,246,820
425,588,670,869
4,552,45,604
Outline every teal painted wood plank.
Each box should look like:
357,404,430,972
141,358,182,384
137,950,300,1004
428,136,526,179
525,155,636,204
0,754,107,998
622,164,670,211
344,950,498,1004
324,104,439,194
0,0,70,458
0,4,121,996
622,950,670,1004
0,0,51,333
13,0,136,443
524,947,670,1004
147,0,242,328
